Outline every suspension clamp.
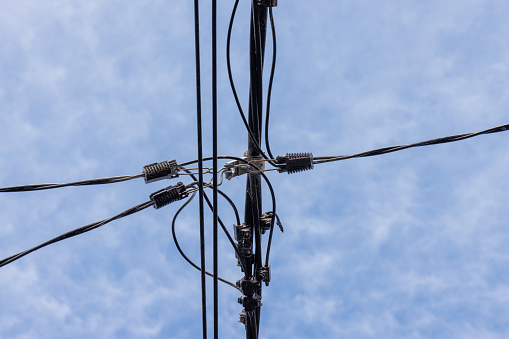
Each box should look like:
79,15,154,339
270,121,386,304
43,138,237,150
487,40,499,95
143,160,179,183
276,152,314,174
150,182,188,209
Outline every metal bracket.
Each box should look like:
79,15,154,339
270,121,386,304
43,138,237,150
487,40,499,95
225,153,265,180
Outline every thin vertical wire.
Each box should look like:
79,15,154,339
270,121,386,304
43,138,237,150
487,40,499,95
192,0,207,338
211,0,219,338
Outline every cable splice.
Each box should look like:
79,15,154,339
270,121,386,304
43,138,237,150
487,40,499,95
276,152,314,174
150,182,188,209
143,160,179,183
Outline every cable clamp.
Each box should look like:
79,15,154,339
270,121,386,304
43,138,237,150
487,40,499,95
150,182,188,209
233,223,253,269
225,154,265,180
260,212,273,234
237,277,262,311
143,160,179,183
256,264,271,286
275,152,314,174
257,0,277,7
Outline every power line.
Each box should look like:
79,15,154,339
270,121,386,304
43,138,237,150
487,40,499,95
191,0,208,337
0,174,143,192
0,201,152,268
313,123,509,165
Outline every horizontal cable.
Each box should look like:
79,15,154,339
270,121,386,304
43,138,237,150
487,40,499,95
0,174,144,193
313,123,509,164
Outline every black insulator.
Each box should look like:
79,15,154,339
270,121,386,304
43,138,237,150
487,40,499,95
143,160,179,183
277,152,314,174
150,182,188,209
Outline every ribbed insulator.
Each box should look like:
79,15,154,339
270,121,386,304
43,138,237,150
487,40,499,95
150,182,187,209
284,152,314,174
143,160,179,183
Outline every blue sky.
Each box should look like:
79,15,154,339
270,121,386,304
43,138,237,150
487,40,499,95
1,1,509,338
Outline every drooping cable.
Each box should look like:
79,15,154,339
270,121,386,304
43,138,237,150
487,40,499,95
313,123,509,164
264,5,277,162
192,0,207,337
0,174,143,192
0,201,153,268
183,168,246,272
226,0,279,169
171,192,241,291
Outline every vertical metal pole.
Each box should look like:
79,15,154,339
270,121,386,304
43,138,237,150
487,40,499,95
243,1,267,338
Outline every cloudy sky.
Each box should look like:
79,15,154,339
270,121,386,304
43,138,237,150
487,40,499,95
1,1,509,338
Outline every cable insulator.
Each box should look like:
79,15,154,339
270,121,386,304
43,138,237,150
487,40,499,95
150,182,188,209
276,152,314,174
143,160,179,183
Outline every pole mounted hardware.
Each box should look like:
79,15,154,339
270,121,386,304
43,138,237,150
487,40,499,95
275,152,314,174
143,160,180,183
150,182,189,209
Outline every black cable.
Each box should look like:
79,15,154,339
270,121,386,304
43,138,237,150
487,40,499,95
212,1,219,335
171,192,241,291
183,168,246,272
226,0,279,169
264,5,277,162
313,123,509,164
180,157,277,245
0,201,153,268
192,0,207,337
0,174,143,193
182,155,278,270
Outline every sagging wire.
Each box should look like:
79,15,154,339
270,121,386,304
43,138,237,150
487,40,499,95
227,0,280,170
183,167,247,273
313,123,509,164
264,5,278,162
171,192,241,292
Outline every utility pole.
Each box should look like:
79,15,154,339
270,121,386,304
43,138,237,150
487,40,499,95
237,1,270,338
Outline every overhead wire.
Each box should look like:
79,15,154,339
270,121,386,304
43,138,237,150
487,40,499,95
226,0,280,169
0,174,143,192
264,5,278,162
191,0,208,336
0,201,153,268
313,123,509,164
171,192,241,291
183,168,246,273
211,0,219,335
